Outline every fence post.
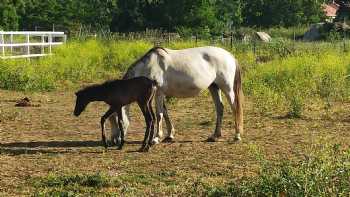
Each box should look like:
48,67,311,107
0,33,4,57
253,41,256,57
48,34,52,54
230,32,233,49
10,34,13,54
41,35,45,54
26,34,30,56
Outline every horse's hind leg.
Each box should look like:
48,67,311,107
101,108,115,149
207,83,224,142
223,90,241,141
153,91,164,144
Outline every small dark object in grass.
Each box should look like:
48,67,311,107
15,97,40,107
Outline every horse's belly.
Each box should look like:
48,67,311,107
162,71,214,97
163,84,203,97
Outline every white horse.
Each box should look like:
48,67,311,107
108,46,244,145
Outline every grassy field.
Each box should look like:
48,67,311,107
1,39,350,196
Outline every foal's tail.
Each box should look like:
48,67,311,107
234,60,244,134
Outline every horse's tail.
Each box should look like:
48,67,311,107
234,60,244,135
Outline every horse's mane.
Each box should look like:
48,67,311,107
76,80,119,96
123,47,168,79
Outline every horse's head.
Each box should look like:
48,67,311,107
73,91,89,116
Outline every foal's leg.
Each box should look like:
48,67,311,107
101,108,115,149
138,101,153,152
207,84,224,142
148,91,157,146
116,107,125,150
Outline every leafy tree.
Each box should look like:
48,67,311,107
0,0,25,30
243,0,323,27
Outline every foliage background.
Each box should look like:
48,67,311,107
0,0,327,36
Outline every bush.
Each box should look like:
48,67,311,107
244,49,350,116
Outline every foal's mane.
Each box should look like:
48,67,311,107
76,80,118,96
123,47,168,79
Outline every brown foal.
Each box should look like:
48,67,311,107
73,76,157,152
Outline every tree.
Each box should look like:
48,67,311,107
0,0,25,30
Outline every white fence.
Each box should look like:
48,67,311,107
0,31,67,59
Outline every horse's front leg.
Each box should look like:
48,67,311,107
109,106,129,146
162,101,175,143
152,91,165,144
101,108,115,149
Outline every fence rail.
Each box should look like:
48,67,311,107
0,31,67,59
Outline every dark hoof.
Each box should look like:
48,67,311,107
102,140,108,149
206,137,218,142
139,146,150,152
162,137,174,143
109,140,116,146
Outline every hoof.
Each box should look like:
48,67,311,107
206,137,218,142
234,133,242,142
102,140,108,149
139,146,150,152
152,137,161,145
162,137,174,143
109,139,116,146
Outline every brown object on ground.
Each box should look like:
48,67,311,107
15,97,40,107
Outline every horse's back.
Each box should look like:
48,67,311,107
158,46,237,97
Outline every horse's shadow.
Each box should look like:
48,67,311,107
0,140,197,155
0,140,141,155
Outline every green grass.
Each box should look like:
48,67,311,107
206,144,350,197
1,38,350,117
0,39,152,91
33,173,117,196
244,46,350,116
31,143,350,196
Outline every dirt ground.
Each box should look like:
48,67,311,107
1,89,350,196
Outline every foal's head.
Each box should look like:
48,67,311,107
73,90,90,116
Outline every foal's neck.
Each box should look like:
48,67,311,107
85,85,108,102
